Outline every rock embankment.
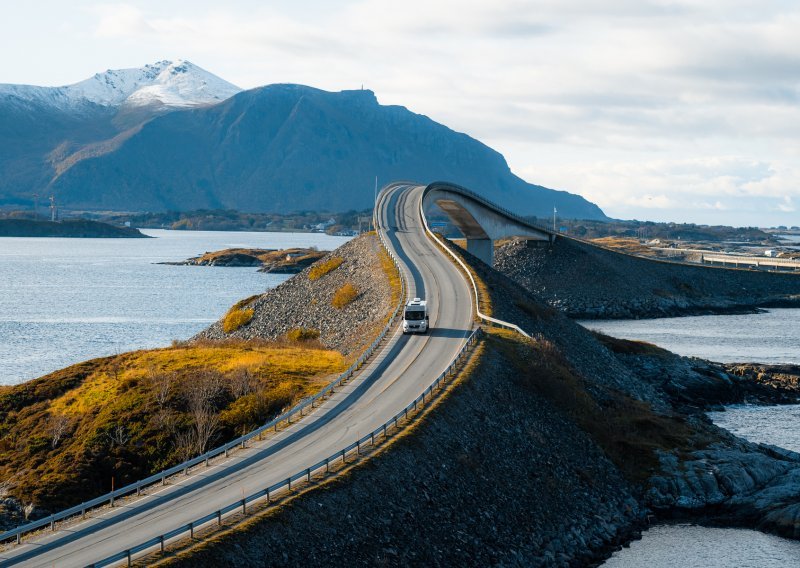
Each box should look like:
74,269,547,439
164,247,327,272
196,234,394,355
494,237,800,319
452,241,800,551
167,335,646,568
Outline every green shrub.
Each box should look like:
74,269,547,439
286,327,321,342
308,256,343,280
223,308,254,333
332,283,358,309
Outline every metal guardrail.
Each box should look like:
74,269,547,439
420,184,531,338
0,197,409,548
89,326,481,568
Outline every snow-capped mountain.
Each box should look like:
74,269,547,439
0,60,241,111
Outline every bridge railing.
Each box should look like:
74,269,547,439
426,181,556,237
86,327,480,567
420,184,530,338
0,198,409,548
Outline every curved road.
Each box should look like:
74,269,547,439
0,183,474,567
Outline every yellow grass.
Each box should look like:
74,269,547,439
223,307,254,333
377,244,402,308
331,282,358,309
308,256,344,280
50,344,346,416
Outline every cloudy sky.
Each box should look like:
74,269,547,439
3,1,799,226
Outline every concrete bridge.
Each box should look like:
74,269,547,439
422,181,555,265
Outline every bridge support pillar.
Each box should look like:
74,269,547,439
467,238,493,266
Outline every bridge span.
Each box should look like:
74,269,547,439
423,181,556,265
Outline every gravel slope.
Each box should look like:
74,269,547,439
196,234,394,355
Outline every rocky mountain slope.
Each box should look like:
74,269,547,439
0,62,605,219
0,60,240,206
0,60,240,113
494,237,800,318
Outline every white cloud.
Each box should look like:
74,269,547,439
91,4,153,38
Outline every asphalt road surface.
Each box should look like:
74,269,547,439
0,182,474,567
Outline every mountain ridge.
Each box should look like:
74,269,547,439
0,64,606,220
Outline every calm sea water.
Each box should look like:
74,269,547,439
580,309,800,364
603,524,800,567
0,229,349,385
592,309,800,566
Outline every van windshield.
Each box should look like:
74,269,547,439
404,310,425,321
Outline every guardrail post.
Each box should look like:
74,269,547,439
241,499,246,514
357,440,361,455
184,466,189,476
266,488,271,503
241,440,246,449
136,484,141,496
160,534,165,551
224,448,229,458
383,424,387,438
218,510,222,525
325,458,330,473
16,533,20,545
82,507,86,519
205,456,210,467
341,449,346,463
287,477,292,491
162,475,166,486
190,521,194,539
371,432,375,445
127,550,131,567
306,468,311,482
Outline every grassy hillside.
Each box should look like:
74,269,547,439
0,339,345,512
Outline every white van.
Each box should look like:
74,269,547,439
402,298,429,334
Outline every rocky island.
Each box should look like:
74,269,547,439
164,247,328,272
0,218,148,238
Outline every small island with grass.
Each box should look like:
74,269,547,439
0,218,148,238
164,247,328,272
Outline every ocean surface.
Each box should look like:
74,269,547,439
580,309,800,364
603,524,800,567
594,308,800,566
0,229,349,385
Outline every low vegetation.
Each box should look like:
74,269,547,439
377,244,402,309
308,256,344,281
489,329,693,483
285,327,321,342
0,340,346,512
331,283,358,309
222,307,254,333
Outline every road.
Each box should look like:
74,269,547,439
0,183,474,567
